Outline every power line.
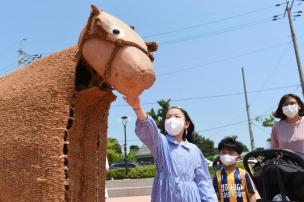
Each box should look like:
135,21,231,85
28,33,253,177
144,5,278,38
197,97,285,133
113,84,299,107
197,120,247,133
112,88,300,141
112,117,271,146
159,17,271,45
112,121,266,143
196,85,301,133
157,41,291,77
0,40,291,77
0,38,291,79
111,86,299,141
253,122,271,135
110,85,298,135
252,85,301,118
158,34,290,71
249,43,291,106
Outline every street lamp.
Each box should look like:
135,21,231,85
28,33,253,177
121,116,128,178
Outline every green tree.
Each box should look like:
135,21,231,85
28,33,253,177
256,115,276,144
107,138,122,154
241,142,249,152
256,115,275,127
263,116,275,127
192,132,217,159
129,145,139,151
107,138,123,163
127,145,140,162
148,99,171,129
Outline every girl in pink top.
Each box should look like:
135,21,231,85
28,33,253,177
271,94,304,153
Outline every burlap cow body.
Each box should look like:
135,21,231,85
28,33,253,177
0,5,157,201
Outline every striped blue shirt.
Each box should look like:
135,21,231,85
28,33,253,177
213,167,256,202
135,115,218,202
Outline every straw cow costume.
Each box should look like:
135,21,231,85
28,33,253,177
0,5,157,201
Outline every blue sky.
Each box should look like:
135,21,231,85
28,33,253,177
1,0,304,151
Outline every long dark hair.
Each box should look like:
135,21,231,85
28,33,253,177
160,106,195,143
273,94,304,120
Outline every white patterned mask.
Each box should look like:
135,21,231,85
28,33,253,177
220,154,237,166
165,117,185,136
282,104,299,118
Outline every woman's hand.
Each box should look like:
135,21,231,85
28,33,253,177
123,96,147,121
123,96,140,110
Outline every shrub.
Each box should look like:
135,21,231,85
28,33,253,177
107,165,156,180
107,163,246,180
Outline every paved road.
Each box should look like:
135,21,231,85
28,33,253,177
106,195,150,202
106,178,153,198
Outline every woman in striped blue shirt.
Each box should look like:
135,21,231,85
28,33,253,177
124,96,217,202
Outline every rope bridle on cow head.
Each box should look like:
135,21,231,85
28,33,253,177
79,9,157,85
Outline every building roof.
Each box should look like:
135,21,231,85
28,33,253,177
136,144,152,157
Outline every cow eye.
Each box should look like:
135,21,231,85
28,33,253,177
110,26,125,39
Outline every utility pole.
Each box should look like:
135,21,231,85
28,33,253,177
242,67,255,151
18,38,42,66
273,0,304,97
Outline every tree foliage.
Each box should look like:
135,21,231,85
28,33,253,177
148,99,171,129
107,138,122,154
107,138,141,163
255,115,276,144
192,132,216,159
107,138,123,163
256,115,276,128
128,145,140,162
262,116,276,128
241,142,249,152
129,145,139,151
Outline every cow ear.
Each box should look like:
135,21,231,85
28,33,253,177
145,41,158,52
91,5,101,15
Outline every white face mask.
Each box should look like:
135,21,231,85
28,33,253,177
220,154,237,166
164,117,185,136
282,104,299,118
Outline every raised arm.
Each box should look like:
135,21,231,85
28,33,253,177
123,96,164,159
123,96,147,121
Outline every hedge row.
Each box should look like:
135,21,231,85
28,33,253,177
107,165,156,179
107,163,245,180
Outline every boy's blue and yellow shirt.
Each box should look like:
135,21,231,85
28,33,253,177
213,167,256,202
